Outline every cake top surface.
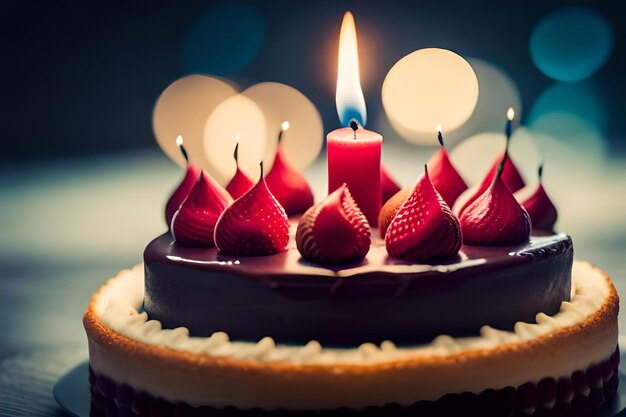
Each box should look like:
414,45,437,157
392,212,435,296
145,221,570,280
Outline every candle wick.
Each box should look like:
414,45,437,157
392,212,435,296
437,130,444,147
179,142,189,163
259,161,264,180
494,132,512,184
538,162,544,181
494,110,516,185
278,121,289,145
233,142,239,164
350,119,358,140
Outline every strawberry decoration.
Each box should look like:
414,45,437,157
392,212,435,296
458,151,526,216
483,151,526,193
214,162,290,256
458,109,525,217
171,171,233,247
377,187,410,238
385,166,462,262
296,184,371,264
516,164,558,231
165,136,201,229
428,128,468,207
381,164,402,205
460,151,531,246
226,142,254,200
265,122,315,216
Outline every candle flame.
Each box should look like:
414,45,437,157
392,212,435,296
336,11,367,127
176,135,184,146
436,123,442,133
281,121,290,131
507,107,515,121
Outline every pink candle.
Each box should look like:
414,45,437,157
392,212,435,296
328,12,383,227
327,126,382,226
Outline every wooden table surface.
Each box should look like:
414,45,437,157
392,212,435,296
1,149,625,416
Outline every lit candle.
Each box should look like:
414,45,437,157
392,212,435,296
165,135,201,228
265,121,315,216
327,12,382,226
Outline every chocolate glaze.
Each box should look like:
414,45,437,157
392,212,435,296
143,223,573,346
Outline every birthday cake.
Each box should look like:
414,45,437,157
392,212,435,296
84,123,620,417
83,10,619,415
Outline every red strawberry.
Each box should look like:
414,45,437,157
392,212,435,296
296,184,371,264
265,143,314,217
165,163,201,229
458,151,525,216
215,163,290,256
385,166,462,262
460,155,531,246
381,164,402,205
171,171,233,247
226,143,254,200
516,164,558,231
378,187,411,238
428,130,467,207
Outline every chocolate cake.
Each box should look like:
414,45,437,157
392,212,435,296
143,226,573,346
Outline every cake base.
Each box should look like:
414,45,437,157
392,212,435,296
84,261,618,414
88,349,619,416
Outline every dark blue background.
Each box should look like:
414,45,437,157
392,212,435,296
2,0,625,163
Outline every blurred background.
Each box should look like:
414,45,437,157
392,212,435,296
1,0,625,413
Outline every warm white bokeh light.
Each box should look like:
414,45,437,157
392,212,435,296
242,82,323,171
382,48,479,143
450,127,542,186
153,74,237,169
441,58,522,145
204,94,267,184
336,11,367,127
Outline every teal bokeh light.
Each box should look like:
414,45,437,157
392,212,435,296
528,82,606,162
528,82,606,134
181,2,265,76
530,6,613,82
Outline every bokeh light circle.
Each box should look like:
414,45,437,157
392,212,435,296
152,74,237,169
204,94,267,185
445,58,522,145
529,113,605,164
181,2,265,76
527,81,606,163
528,82,606,133
450,128,542,186
382,48,479,142
242,82,324,171
530,6,613,82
